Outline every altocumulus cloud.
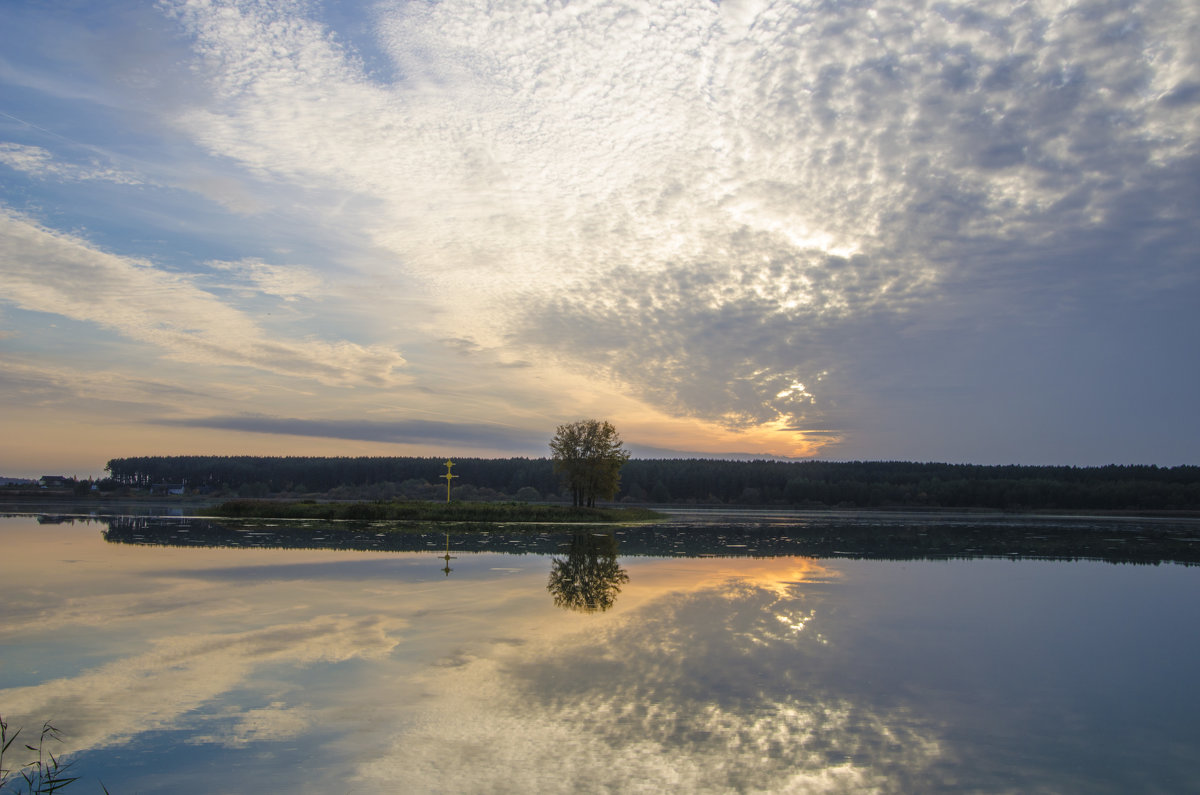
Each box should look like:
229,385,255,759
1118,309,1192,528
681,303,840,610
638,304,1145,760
156,0,1199,438
512,0,1200,431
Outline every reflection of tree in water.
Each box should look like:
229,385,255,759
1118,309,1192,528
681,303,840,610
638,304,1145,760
547,532,630,613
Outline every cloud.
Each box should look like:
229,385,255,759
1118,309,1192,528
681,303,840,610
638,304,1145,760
0,357,215,410
505,0,1200,432
0,210,406,387
153,414,542,450
207,258,326,301
0,142,143,184
153,0,1199,446
624,442,800,461
2,0,1196,464
523,249,903,430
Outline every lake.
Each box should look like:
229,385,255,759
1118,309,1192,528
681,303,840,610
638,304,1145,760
2,510,1198,793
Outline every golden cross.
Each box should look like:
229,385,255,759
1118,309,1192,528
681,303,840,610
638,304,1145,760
440,459,458,503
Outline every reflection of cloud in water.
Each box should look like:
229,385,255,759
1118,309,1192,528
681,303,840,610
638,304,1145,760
189,701,315,749
0,581,231,637
0,616,403,755
633,556,842,599
356,580,941,792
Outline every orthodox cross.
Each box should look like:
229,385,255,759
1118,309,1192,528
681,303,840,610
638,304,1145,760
440,459,458,503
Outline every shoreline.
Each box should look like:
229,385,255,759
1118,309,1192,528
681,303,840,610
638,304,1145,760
3,497,1200,521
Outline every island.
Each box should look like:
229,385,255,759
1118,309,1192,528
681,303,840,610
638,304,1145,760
200,498,666,523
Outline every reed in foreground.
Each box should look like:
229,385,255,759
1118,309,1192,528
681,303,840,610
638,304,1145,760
0,715,107,794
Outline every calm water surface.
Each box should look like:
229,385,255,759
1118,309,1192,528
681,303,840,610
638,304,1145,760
1,512,1198,793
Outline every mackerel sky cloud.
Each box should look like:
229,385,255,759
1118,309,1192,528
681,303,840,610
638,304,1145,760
1,0,1197,473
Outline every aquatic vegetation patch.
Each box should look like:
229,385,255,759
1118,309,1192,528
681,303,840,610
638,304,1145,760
200,499,664,523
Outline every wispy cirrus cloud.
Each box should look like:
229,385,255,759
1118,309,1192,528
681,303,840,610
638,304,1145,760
0,356,215,411
207,258,326,301
0,142,144,184
0,210,405,387
153,414,542,452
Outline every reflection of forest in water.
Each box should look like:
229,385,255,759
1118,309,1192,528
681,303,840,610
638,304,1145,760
81,514,1200,566
547,533,630,612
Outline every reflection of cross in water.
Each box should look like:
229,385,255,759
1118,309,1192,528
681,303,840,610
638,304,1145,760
441,530,456,576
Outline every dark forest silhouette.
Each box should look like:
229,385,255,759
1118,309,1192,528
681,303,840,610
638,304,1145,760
99,455,1200,511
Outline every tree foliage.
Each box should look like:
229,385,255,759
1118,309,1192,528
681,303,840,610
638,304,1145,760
549,419,632,507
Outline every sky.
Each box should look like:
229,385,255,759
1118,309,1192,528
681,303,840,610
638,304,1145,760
1,0,1197,477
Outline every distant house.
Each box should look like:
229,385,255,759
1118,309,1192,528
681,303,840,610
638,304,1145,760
150,483,186,496
38,475,71,489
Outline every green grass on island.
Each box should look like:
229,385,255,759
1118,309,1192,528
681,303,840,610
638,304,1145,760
201,499,667,523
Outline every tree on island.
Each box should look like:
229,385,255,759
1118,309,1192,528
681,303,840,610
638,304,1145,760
549,419,631,507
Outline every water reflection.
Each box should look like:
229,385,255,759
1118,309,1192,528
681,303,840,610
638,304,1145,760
441,530,455,576
3,514,1199,793
546,533,630,613
460,582,943,793
80,513,1200,566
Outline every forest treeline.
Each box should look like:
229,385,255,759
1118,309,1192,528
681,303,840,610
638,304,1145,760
101,456,1200,511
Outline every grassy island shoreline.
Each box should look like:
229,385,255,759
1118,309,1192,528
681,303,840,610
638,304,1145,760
200,499,667,523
